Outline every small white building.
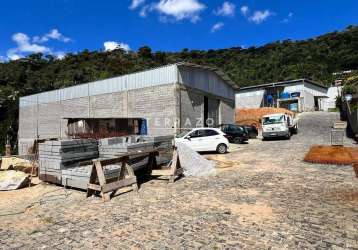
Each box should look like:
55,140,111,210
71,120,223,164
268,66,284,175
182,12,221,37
236,79,340,112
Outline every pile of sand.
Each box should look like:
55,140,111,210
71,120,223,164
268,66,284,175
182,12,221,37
304,145,358,165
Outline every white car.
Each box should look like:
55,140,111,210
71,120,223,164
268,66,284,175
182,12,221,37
174,128,229,154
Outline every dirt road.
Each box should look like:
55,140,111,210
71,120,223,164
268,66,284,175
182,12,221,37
0,112,357,249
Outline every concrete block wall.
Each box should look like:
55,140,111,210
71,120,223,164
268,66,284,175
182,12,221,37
303,90,315,111
180,89,204,128
127,84,177,136
235,90,265,109
90,92,127,118
19,105,38,139
18,83,177,153
180,87,234,129
18,138,36,155
208,98,220,126
38,102,62,139
62,97,90,118
220,100,235,124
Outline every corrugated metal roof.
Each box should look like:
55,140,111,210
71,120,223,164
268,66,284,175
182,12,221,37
19,63,237,107
238,79,328,92
176,62,238,90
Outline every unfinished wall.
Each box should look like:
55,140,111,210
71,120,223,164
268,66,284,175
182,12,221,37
37,102,62,139
236,90,265,109
18,83,177,149
303,90,315,111
180,87,234,128
127,84,177,135
19,64,237,152
178,66,235,101
90,92,128,118
180,89,204,128
18,105,38,139
220,100,235,124
62,97,90,118
208,98,220,126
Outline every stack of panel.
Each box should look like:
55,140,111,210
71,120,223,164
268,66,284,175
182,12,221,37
61,164,122,190
98,135,143,147
98,141,155,158
38,139,98,184
142,135,174,164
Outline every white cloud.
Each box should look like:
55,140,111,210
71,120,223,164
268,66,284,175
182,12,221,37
7,32,51,60
240,5,249,17
104,41,131,52
33,29,71,43
5,30,70,60
129,0,145,10
140,5,150,17
283,12,294,23
54,51,66,59
214,1,235,17
249,10,273,24
211,22,224,33
154,0,206,23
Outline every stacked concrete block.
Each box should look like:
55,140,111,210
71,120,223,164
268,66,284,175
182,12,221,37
38,136,173,190
98,135,143,147
61,156,150,190
61,164,122,190
142,135,174,164
38,139,98,184
98,141,154,158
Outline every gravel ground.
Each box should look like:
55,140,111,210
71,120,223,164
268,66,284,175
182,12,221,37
0,112,357,249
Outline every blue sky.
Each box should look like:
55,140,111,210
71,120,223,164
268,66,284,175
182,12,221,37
0,0,357,60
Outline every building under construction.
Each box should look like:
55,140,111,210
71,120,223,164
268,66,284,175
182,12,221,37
18,63,237,154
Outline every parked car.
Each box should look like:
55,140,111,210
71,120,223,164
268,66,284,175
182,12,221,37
241,125,258,139
175,128,229,154
217,124,249,143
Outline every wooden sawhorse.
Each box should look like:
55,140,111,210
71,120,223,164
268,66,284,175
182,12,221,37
86,150,159,201
148,147,183,183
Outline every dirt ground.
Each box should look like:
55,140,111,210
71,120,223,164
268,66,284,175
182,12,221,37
0,112,357,249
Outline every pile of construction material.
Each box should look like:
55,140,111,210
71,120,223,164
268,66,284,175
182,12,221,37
38,139,98,185
0,170,30,191
176,142,216,177
62,164,121,190
98,135,173,163
98,136,154,158
236,107,294,128
38,136,173,190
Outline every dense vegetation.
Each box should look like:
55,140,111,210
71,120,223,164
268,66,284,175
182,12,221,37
0,25,358,154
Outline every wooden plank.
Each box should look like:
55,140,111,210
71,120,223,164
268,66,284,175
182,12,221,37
175,168,184,176
86,163,97,197
92,150,159,166
151,169,173,176
87,183,102,191
95,161,107,185
102,177,137,193
93,157,128,166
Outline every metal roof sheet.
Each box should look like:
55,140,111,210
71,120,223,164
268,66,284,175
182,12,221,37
238,79,328,92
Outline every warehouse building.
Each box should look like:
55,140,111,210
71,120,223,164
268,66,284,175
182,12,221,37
18,63,237,154
235,79,331,112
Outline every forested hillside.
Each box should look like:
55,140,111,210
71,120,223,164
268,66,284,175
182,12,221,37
0,25,357,153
